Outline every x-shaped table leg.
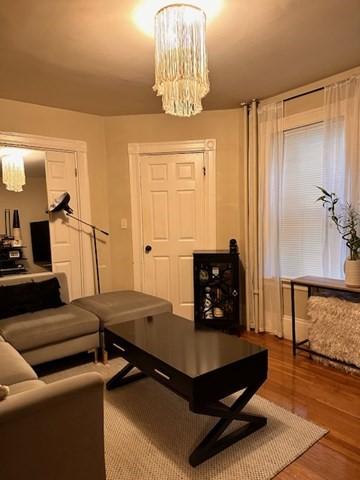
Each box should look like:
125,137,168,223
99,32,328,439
106,363,146,390
189,381,266,466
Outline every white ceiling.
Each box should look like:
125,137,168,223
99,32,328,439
0,0,359,115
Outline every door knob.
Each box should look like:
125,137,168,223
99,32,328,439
145,245,152,253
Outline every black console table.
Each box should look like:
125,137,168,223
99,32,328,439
291,275,360,369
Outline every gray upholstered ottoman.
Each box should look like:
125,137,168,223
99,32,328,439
72,290,172,360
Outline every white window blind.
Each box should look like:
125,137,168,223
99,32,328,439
280,123,325,277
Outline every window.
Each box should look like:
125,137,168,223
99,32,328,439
280,123,325,277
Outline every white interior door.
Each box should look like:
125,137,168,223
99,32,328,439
140,152,207,319
45,151,82,300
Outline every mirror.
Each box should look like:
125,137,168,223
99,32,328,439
0,147,52,276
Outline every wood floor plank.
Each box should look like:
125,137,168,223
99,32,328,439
242,331,360,479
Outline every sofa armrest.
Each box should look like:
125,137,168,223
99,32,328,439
0,372,106,480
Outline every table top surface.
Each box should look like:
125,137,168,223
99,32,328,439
291,275,360,293
106,312,266,378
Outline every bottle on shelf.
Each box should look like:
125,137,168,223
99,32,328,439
213,288,224,318
12,209,22,247
212,266,220,280
229,238,238,254
203,286,213,319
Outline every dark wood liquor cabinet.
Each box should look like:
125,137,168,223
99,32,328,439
193,250,242,333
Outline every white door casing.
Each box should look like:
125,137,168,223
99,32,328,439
129,139,216,319
0,130,95,298
45,151,83,300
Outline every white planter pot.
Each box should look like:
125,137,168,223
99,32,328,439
344,258,360,287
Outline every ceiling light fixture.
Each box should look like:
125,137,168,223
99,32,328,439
153,3,210,116
133,1,222,37
1,151,26,192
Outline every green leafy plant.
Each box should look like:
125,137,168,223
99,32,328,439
316,186,360,260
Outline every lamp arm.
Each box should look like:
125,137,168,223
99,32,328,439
66,213,109,236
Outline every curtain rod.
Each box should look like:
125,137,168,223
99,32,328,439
285,86,324,103
259,65,360,106
240,88,323,108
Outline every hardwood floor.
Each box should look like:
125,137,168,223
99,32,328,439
242,331,360,479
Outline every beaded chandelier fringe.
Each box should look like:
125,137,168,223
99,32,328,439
153,4,210,117
1,154,26,192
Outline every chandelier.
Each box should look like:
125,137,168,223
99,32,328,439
153,3,210,117
1,152,26,192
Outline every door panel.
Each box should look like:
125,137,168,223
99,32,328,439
45,151,82,300
154,257,171,300
140,152,205,319
152,191,169,239
178,255,194,318
177,190,196,239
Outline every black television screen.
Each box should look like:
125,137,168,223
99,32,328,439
30,220,52,264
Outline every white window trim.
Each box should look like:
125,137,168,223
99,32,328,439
283,99,347,132
283,107,324,131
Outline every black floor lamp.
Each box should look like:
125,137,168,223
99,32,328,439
47,192,109,294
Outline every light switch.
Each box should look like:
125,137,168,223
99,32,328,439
121,218,128,229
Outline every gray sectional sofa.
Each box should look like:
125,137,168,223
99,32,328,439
0,335,106,480
0,272,172,365
0,271,173,480
73,289,173,360
0,272,100,366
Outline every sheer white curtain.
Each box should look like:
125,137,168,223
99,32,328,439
245,100,284,335
322,75,360,277
258,102,284,336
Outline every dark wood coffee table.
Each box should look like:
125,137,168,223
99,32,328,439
105,312,268,466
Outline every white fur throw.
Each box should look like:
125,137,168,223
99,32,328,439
307,296,360,373
0,384,10,400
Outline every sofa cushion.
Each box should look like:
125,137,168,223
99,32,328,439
0,278,64,320
72,290,172,329
0,282,38,319
0,342,38,385
0,304,99,352
34,278,64,310
8,379,45,396
0,272,69,304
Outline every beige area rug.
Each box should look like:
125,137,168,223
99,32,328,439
42,358,327,480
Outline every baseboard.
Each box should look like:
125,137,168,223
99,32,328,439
282,315,310,342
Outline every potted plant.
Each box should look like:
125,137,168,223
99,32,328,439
317,187,360,287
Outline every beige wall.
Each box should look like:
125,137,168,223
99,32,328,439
0,98,111,290
284,89,324,116
0,176,48,273
0,89,327,328
104,109,244,290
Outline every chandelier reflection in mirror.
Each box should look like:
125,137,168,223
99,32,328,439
153,4,209,117
1,151,26,192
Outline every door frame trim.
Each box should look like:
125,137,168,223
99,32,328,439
0,130,95,296
128,139,216,291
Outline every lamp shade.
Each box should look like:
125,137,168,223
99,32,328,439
48,192,73,214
